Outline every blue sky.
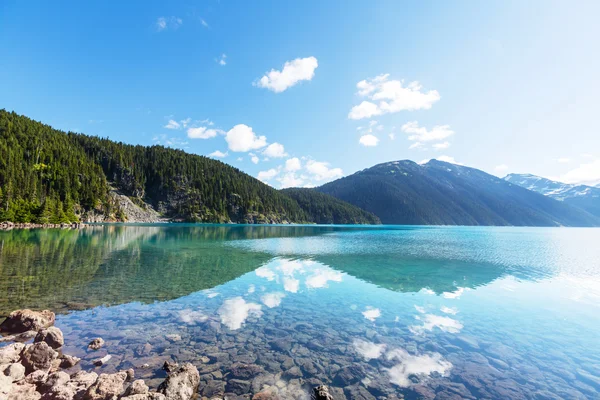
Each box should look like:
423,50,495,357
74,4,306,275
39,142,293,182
2,0,600,187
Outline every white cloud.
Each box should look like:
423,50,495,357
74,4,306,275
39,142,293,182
262,142,288,158
410,314,463,334
217,54,227,66
285,157,302,172
255,56,318,93
353,340,386,360
362,307,381,322
251,155,260,164
261,292,286,308
433,141,451,150
225,124,267,152
401,121,454,142
200,19,209,28
389,133,396,140
257,168,279,182
385,348,452,387
359,134,379,147
218,297,262,330
495,164,509,172
436,155,463,165
557,157,570,163
409,142,424,150
156,16,182,32
558,159,600,185
305,160,343,181
348,74,440,119
152,134,188,149
164,119,180,130
208,150,228,158
187,126,221,139
277,172,304,188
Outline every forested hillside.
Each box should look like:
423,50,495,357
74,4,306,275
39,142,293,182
281,188,380,224
0,110,377,224
317,160,600,227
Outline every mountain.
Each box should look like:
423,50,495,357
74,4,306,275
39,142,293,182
0,110,377,224
281,188,380,224
504,173,600,218
317,160,600,226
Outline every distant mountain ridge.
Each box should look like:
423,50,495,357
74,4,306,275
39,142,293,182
317,160,600,227
504,173,600,218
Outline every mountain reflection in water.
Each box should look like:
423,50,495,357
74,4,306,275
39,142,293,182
1,225,599,399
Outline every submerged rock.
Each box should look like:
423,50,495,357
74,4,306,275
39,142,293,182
0,309,55,334
34,327,65,349
20,342,59,374
93,355,112,366
157,362,200,400
88,338,105,351
312,385,334,400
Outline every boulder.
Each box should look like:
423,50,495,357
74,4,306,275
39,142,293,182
1,363,26,382
83,371,127,400
34,327,64,349
0,310,55,334
25,370,49,386
88,338,105,351
1,373,12,397
0,343,26,364
39,371,75,400
157,363,200,400
21,342,59,374
124,380,149,396
70,371,98,393
313,385,334,400
7,381,42,400
59,354,81,369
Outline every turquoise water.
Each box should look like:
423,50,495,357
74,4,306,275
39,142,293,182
1,225,599,399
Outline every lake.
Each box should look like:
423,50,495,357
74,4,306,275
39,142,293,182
1,224,599,399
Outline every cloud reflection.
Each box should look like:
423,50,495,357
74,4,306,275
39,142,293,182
362,307,381,322
218,297,262,330
385,348,452,387
353,339,386,360
410,314,463,334
254,258,344,293
261,292,286,308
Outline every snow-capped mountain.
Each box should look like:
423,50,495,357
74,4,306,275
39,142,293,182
504,174,600,218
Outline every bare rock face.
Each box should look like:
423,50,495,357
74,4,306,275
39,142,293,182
83,371,127,400
34,327,65,350
87,338,105,351
0,343,26,364
312,385,334,400
20,342,59,374
0,310,55,334
157,363,200,400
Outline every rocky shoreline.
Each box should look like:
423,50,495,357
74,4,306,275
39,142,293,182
0,309,336,400
0,222,87,230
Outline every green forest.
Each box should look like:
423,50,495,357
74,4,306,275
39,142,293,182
0,110,377,225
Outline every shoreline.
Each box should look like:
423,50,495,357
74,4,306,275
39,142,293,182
0,309,335,400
